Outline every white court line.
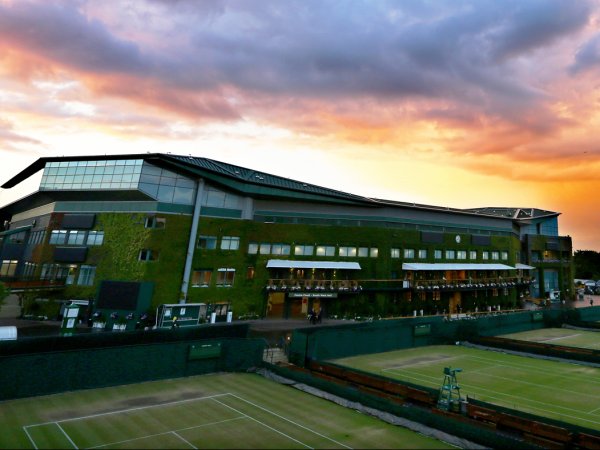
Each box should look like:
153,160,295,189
382,355,460,371
22,425,38,450
56,422,78,449
385,366,600,426
539,333,581,342
212,398,312,449
228,393,353,449
464,354,600,385
172,431,196,449
24,393,229,429
89,417,246,449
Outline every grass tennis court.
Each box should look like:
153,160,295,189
499,327,600,349
0,372,451,449
333,344,600,430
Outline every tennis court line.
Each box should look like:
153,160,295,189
171,431,196,449
385,366,600,426
539,333,581,342
89,416,247,449
382,355,460,371
228,393,353,449
24,393,230,429
56,422,78,449
465,354,600,385
212,398,312,449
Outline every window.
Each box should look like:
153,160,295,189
198,235,217,249
482,251,489,260
145,216,166,229
216,268,235,286
339,246,357,257
358,247,369,257
248,242,259,254
501,251,508,260
29,230,46,245
86,231,104,246
67,230,86,245
418,249,427,259
391,248,400,259
221,236,240,250
294,245,314,256
469,250,477,260
139,249,158,261
0,260,18,277
259,243,271,254
403,249,415,259
457,250,467,260
370,247,379,258
491,251,499,260
49,230,67,245
246,266,255,280
434,250,442,260
23,262,37,278
445,250,455,260
191,270,212,287
271,244,291,255
77,265,96,286
316,245,335,257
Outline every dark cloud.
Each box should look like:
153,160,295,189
570,33,600,74
0,1,148,75
0,0,595,126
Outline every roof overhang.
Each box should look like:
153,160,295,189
402,263,515,271
266,259,361,270
515,263,536,270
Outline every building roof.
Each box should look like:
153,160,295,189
463,207,560,220
1,153,560,220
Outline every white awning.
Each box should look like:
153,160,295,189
402,263,515,271
266,259,361,270
515,263,536,270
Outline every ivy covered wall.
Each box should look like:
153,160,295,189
185,217,523,317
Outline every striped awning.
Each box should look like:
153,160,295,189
266,259,361,270
401,263,515,271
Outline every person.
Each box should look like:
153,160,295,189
316,308,322,324
308,308,315,325
172,316,179,328
591,298,594,307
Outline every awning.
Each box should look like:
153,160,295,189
266,259,361,270
402,263,515,271
515,263,536,270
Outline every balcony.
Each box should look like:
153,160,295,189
266,279,363,293
412,276,530,292
0,276,67,292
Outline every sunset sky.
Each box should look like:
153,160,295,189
1,0,600,250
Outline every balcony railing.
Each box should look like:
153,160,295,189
412,276,530,291
0,276,67,291
266,276,531,293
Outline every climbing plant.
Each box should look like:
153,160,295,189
95,213,151,281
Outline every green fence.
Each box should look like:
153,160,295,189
0,336,265,400
289,311,558,365
0,322,250,356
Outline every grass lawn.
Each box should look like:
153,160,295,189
333,344,600,430
499,327,600,350
0,372,452,449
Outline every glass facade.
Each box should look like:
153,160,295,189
40,160,197,206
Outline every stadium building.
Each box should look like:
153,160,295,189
0,154,573,327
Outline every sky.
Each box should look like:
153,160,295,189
1,0,600,250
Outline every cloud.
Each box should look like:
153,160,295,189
570,33,600,74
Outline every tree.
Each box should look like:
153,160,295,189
573,250,600,279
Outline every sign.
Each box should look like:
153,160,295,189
288,292,338,298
